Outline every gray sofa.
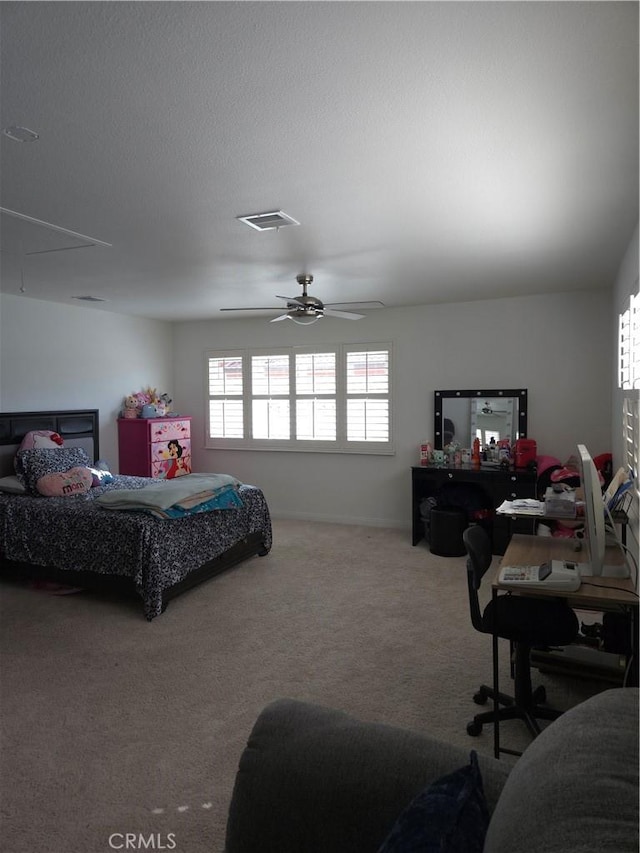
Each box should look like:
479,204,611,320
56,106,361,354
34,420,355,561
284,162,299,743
225,687,638,853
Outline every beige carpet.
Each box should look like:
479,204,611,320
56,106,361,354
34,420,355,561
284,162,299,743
0,519,607,853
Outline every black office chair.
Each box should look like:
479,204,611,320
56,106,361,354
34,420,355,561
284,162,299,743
463,525,579,745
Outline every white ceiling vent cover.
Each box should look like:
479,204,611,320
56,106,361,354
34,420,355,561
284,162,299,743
236,210,300,231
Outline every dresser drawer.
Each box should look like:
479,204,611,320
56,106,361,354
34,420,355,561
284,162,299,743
493,474,535,503
151,438,192,478
149,419,191,443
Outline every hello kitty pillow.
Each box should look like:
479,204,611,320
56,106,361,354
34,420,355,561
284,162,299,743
18,430,64,452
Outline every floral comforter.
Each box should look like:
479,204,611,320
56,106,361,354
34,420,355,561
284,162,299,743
0,475,272,619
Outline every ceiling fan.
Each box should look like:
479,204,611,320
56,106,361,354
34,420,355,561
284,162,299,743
479,400,509,416
220,273,384,325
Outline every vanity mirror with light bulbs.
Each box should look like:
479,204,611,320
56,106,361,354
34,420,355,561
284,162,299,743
433,388,528,450
411,388,533,553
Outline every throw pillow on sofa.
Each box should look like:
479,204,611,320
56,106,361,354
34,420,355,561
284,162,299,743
378,750,489,853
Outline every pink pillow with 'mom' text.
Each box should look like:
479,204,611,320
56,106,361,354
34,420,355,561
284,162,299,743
36,466,93,497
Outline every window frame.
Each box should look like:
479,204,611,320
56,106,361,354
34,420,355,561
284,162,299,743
205,342,394,455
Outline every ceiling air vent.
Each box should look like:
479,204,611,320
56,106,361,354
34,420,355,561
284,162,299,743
72,295,107,302
236,210,300,231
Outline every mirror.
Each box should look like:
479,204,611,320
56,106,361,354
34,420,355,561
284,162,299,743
434,389,528,450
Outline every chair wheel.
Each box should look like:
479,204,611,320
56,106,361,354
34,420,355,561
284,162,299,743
473,688,489,705
467,720,483,736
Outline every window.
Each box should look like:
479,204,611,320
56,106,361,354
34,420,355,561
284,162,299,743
618,285,640,481
618,289,639,391
206,343,393,453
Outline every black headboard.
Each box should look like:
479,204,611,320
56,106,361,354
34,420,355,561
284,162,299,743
0,410,99,473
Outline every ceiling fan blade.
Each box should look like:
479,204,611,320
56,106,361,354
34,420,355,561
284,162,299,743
269,313,291,323
275,295,305,307
324,301,385,310
323,307,364,320
220,307,282,311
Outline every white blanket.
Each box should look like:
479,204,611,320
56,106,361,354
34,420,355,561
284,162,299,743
96,473,241,512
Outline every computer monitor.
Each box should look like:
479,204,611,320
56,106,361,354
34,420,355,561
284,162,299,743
576,444,629,579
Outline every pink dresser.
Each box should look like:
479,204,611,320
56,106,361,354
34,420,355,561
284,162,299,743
117,417,192,479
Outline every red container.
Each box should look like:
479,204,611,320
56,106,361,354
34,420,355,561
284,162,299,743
514,438,537,469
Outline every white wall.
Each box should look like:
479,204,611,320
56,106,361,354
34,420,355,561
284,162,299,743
0,286,617,528
173,288,613,528
0,294,173,469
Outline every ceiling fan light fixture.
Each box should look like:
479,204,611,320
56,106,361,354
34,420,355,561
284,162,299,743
290,311,322,325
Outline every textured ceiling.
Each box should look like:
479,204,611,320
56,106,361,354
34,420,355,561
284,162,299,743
0,1,638,321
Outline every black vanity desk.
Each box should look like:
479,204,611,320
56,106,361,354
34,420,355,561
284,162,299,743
411,464,537,554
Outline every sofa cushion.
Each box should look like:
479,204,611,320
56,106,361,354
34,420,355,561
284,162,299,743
484,687,639,853
225,698,510,853
377,750,489,853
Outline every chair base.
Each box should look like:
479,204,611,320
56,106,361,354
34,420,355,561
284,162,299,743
467,681,563,744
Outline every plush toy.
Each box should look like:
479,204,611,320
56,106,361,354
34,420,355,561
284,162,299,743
140,403,157,418
18,430,64,451
122,395,139,418
153,396,166,417
90,459,115,487
134,391,151,411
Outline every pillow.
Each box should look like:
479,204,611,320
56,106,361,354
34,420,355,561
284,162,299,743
18,430,64,451
0,475,27,495
377,751,489,853
15,447,91,494
36,466,93,497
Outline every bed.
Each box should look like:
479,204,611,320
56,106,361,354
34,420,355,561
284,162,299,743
0,409,272,619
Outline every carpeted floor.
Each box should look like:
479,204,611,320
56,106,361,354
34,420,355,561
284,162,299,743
0,519,608,853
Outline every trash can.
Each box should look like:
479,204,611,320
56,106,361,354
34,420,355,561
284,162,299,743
429,506,468,557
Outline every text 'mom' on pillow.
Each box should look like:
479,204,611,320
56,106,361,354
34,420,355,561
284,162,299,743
37,466,93,497
18,430,64,452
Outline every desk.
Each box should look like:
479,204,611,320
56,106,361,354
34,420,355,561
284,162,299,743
411,465,536,554
496,505,629,547
489,534,638,757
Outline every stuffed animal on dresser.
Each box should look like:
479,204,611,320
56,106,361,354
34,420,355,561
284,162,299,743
122,395,139,418
152,394,166,417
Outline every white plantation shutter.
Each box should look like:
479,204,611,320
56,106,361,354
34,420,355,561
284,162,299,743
346,349,390,442
252,399,290,439
208,354,244,438
206,343,392,453
296,352,336,394
296,399,337,440
209,400,244,438
296,352,336,440
619,291,639,391
251,354,290,439
347,399,389,441
618,287,640,561
251,354,289,395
